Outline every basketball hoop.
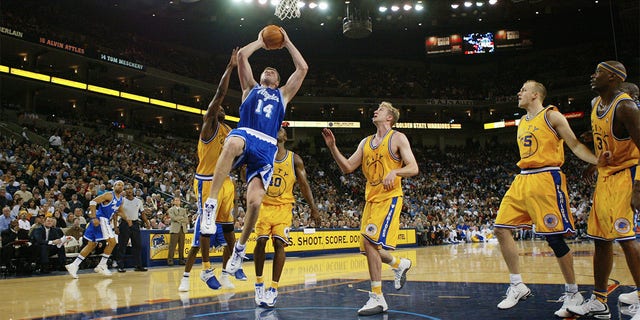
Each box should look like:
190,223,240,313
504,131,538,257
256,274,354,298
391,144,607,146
275,0,301,20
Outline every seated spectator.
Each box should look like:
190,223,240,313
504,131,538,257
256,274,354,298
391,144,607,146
1,219,36,271
53,209,66,228
0,206,14,232
64,218,85,241
72,207,87,226
14,183,33,203
25,198,39,220
30,217,67,273
68,193,83,213
18,211,31,231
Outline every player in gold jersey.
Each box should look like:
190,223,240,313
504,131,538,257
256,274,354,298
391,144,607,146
494,80,605,317
322,101,418,316
178,48,238,293
253,126,320,308
568,61,640,320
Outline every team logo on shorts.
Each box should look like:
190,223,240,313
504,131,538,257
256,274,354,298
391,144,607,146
543,214,558,228
614,218,632,234
366,224,378,236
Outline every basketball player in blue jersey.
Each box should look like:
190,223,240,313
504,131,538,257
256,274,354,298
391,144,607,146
179,48,238,292
65,180,129,279
322,102,419,316
202,27,308,275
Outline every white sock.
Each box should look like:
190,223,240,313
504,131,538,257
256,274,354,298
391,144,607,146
236,242,246,250
565,283,578,293
183,272,190,277
99,254,110,266
509,274,523,285
388,257,397,267
72,255,85,267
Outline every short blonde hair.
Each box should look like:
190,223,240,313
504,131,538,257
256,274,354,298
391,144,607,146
380,101,400,126
525,80,547,102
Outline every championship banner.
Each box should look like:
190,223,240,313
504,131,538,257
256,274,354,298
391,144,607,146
0,26,24,39
99,53,145,70
39,36,85,55
149,229,416,260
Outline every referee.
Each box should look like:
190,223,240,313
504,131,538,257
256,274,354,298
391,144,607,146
117,184,149,272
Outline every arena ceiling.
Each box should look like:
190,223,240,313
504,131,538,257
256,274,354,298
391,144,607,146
0,0,637,134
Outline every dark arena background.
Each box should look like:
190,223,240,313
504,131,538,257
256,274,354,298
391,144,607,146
0,0,639,319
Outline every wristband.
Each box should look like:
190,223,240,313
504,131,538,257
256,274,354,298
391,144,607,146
90,200,97,206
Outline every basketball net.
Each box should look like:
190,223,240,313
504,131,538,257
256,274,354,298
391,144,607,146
275,0,300,20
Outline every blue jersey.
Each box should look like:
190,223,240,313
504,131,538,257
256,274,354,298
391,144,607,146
96,191,123,220
238,85,286,140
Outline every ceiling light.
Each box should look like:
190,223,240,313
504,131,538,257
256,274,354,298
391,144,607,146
476,2,484,7
489,0,497,4
379,6,388,12
391,5,400,11
403,4,412,11
464,2,473,7
318,1,328,10
309,2,318,8
451,4,460,9
415,4,424,11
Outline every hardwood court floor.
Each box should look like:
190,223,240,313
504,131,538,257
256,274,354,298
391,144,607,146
2,239,638,319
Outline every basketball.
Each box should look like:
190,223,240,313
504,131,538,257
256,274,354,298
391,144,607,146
261,25,284,50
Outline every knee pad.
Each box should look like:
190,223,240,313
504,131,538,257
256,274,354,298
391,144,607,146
546,234,570,258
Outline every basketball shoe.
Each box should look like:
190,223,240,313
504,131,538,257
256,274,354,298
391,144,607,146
178,276,190,292
358,292,388,316
255,283,265,306
235,269,248,281
94,264,112,276
200,268,221,290
497,282,531,309
65,263,79,279
226,243,246,274
554,291,584,317
619,290,639,305
261,287,278,308
566,294,611,319
201,198,218,235
219,270,235,289
392,258,411,290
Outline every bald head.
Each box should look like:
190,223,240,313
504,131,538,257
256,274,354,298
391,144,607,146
620,82,639,101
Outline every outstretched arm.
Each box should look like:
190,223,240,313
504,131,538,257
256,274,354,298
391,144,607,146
293,153,320,225
201,48,238,140
278,28,308,105
321,128,364,174
238,32,265,99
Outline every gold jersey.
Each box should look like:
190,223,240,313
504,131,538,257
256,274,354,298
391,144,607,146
516,106,564,169
263,150,296,206
591,92,639,177
195,122,231,178
362,130,403,202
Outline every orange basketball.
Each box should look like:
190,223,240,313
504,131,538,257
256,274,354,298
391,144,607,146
262,25,284,50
